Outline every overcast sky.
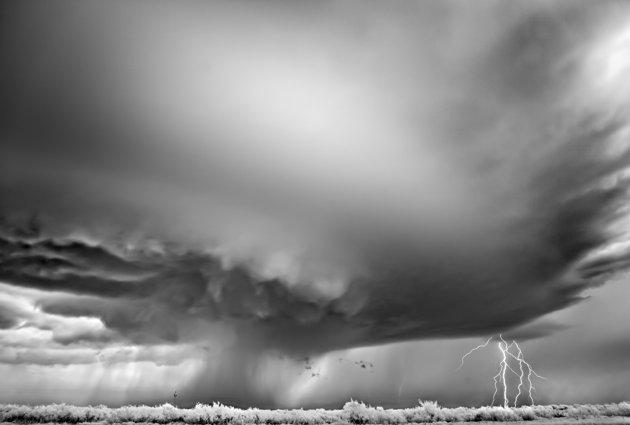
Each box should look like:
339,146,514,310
1,0,630,408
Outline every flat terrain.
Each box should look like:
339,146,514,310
2,420,630,425
1,402,629,424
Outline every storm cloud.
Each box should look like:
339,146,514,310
1,0,630,407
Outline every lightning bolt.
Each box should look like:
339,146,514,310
509,340,547,405
514,342,525,406
491,338,519,407
457,336,493,371
459,334,547,407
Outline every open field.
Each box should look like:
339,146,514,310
3,420,629,425
1,402,629,424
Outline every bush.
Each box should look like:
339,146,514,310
1,401,629,424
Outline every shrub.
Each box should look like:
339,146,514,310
1,401,630,423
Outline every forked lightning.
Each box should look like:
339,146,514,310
458,334,546,407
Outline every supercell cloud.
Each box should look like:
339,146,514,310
1,0,630,407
